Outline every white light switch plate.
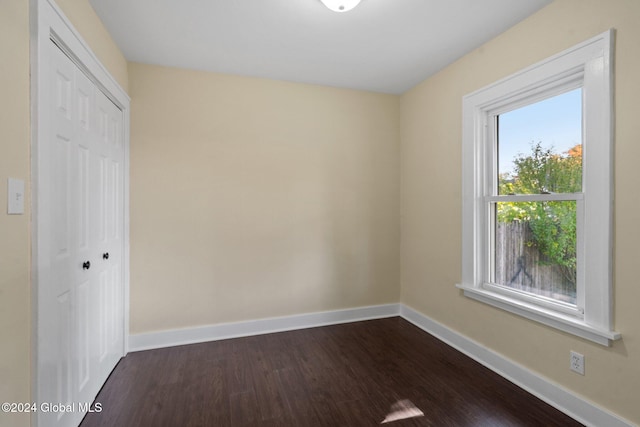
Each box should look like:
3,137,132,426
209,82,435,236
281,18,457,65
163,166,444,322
8,178,25,215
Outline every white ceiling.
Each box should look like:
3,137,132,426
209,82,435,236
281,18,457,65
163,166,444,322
89,0,553,94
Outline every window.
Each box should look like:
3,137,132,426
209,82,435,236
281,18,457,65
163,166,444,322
458,30,620,346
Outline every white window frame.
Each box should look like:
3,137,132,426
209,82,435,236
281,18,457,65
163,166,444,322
457,30,620,346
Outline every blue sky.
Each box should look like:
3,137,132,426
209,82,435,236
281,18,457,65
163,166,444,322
498,88,582,175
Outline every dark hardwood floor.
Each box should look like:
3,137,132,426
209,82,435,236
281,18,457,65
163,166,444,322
80,317,583,427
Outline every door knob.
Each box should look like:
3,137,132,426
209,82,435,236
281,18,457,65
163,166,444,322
103,253,109,260
82,261,91,270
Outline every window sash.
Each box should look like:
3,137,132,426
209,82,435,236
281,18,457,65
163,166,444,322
485,194,583,203
485,197,585,314
484,103,585,313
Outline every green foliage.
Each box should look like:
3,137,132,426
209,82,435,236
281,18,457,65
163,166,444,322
527,201,577,284
499,142,582,195
498,142,581,285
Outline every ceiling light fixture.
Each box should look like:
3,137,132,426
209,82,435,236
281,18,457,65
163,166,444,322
320,0,361,13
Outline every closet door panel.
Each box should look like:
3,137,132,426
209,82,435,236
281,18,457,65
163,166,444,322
39,41,126,427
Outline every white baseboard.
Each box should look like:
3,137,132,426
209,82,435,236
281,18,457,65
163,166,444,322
128,302,633,427
399,304,635,427
129,303,400,352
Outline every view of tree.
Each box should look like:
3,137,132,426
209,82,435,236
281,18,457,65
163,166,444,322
497,142,582,286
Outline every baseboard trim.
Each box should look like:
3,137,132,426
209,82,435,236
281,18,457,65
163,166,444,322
399,304,634,427
129,303,400,352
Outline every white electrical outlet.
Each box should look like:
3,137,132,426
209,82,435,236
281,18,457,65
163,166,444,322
570,351,585,375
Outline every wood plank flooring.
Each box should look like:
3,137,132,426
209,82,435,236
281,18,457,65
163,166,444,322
80,317,583,426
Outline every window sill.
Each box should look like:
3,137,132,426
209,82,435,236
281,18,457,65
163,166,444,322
456,284,621,346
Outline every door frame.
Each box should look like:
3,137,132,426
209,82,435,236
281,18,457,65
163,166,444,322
30,1,130,425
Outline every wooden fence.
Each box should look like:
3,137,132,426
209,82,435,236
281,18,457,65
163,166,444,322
495,221,576,304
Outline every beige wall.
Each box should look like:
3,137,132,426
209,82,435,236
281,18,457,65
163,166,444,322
0,1,127,426
0,1,31,426
400,0,640,423
129,63,400,333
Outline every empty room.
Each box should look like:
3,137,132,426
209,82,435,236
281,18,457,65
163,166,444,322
1,0,639,426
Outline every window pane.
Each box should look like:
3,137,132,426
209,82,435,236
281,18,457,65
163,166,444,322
494,201,576,304
498,89,582,195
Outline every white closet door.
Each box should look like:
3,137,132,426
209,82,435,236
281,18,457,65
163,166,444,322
94,87,125,385
38,40,124,427
39,37,79,427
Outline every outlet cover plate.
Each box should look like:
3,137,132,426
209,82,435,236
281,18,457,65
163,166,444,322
7,178,25,215
570,351,585,375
